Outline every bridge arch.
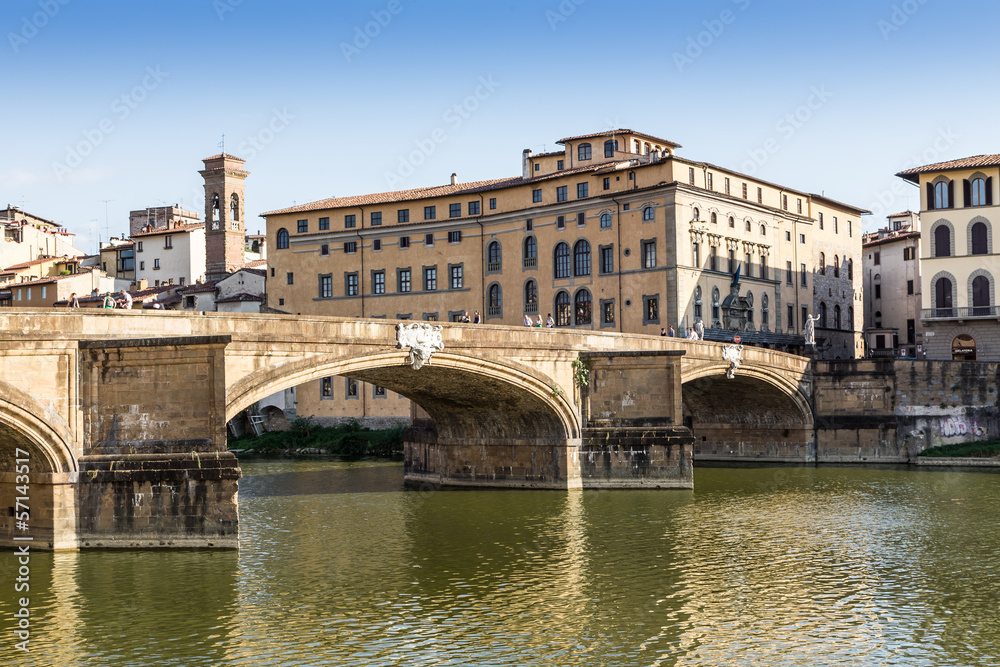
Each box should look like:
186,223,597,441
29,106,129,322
0,381,77,474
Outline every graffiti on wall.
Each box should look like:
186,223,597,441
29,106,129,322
940,417,986,439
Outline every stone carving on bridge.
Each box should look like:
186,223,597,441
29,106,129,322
396,322,445,370
722,344,743,379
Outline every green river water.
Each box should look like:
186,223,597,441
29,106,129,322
2,461,999,666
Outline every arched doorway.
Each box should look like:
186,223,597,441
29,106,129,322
952,334,976,361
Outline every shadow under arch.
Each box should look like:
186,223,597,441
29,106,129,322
0,381,77,474
681,365,814,462
227,351,580,443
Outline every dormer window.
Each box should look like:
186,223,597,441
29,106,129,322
578,143,592,161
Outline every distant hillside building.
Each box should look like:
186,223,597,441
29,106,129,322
128,204,200,237
0,205,85,269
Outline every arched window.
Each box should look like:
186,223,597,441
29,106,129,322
834,305,841,330
276,228,289,249
712,286,721,324
973,275,991,316
746,291,754,326
573,239,591,277
554,242,571,279
211,194,221,226
555,291,571,326
935,277,954,317
745,220,752,232
600,213,612,229
819,302,827,328
971,222,988,255
819,252,826,275
578,143,592,161
604,139,617,158
643,207,655,221
833,255,840,278
523,236,537,268
935,224,951,257
728,216,735,228
971,178,987,206
488,284,502,316
574,289,592,325
694,285,703,320
934,181,950,209
524,280,538,313
711,212,717,225
692,207,700,221
846,258,853,280
760,224,766,236
487,240,502,272
230,193,240,222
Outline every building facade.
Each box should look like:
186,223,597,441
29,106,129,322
898,156,1000,360
1,205,85,269
128,204,200,237
133,222,206,287
201,153,250,281
862,211,922,357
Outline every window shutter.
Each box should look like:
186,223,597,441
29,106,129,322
963,179,971,207
947,181,955,209
926,182,934,210
988,177,994,206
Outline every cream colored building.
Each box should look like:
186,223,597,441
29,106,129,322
133,221,206,287
263,129,867,422
1,205,85,269
898,156,1000,360
862,211,922,357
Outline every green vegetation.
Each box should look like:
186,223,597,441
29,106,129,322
229,418,404,457
919,440,1000,458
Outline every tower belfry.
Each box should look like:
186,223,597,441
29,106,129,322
200,153,249,281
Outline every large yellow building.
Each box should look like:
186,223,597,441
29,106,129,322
263,129,867,422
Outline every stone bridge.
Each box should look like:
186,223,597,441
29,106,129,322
0,310,812,549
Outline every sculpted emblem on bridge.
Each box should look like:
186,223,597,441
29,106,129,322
396,322,445,370
722,344,743,379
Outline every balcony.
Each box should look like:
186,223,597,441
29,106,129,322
921,306,1000,321
523,257,537,270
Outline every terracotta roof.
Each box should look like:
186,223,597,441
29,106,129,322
244,259,267,268
557,129,682,149
203,153,246,163
241,267,267,277
177,280,220,294
862,230,920,248
888,210,917,218
1,257,65,272
216,292,264,303
531,150,565,158
132,222,205,238
897,155,1000,182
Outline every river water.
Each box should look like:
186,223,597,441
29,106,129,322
2,461,999,666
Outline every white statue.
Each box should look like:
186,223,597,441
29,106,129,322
803,314,818,346
722,344,743,380
396,322,445,370
694,319,704,341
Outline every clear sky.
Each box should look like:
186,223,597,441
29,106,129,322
0,0,994,253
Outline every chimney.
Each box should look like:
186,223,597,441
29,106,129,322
522,149,532,180
450,173,458,186
137,279,148,290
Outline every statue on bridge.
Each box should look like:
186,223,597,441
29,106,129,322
396,322,445,370
722,343,743,379
803,314,818,346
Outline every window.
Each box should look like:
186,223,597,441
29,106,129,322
578,143,592,161
373,270,385,294
140,261,145,270
643,295,659,324
834,217,839,233
373,385,386,398
524,280,537,314
819,252,826,275
600,212,612,229
534,164,540,173
526,219,533,231
692,242,700,267
424,206,436,220
449,264,463,289
344,215,355,229
689,168,695,185
634,140,641,153
398,209,409,223
907,319,915,343
604,139,617,158
554,242,571,278
448,230,462,244
800,264,807,287
833,255,840,278
834,305,841,330
557,216,565,230
694,286,702,319
533,189,542,203
819,302,827,328
287,272,294,285
802,306,809,331
786,260,793,284
449,203,461,218
603,177,610,191
468,201,480,216
711,212,717,225
346,378,358,398
874,273,881,299
490,198,497,210
757,187,763,204
643,207,655,221
373,239,382,251
524,236,537,268
346,273,358,296
574,239,591,276
785,231,791,241
319,217,330,231
137,241,143,252
712,287,721,323
707,173,714,190
577,183,588,198
847,259,853,280
424,266,437,291
760,224,766,236
400,236,410,249
319,274,332,298
398,268,411,293
710,245,718,271
969,177,991,207
600,245,614,274
932,180,952,210
797,198,802,214
788,304,795,330
487,241,502,273
903,247,913,261
577,212,585,226
934,225,951,257
425,233,434,246
575,289,592,325
746,220,752,232
344,241,357,254
642,240,656,269
164,235,173,249
745,253,753,277
972,222,989,255
818,212,824,229
555,291,571,326
488,283,502,317
557,186,568,202
297,219,308,233
973,275,991,315
321,244,329,256
761,293,769,330
729,216,735,228
321,377,333,399
782,194,788,210
725,177,731,195
907,279,914,295
729,250,736,274
556,161,563,171
760,255,768,280
602,299,615,326
935,277,954,317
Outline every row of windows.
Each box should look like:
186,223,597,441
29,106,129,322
931,220,991,257
570,139,664,162
931,273,994,316
928,176,994,210
320,377,391,400
276,229,463,251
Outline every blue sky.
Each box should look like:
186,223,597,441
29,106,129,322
0,0,994,252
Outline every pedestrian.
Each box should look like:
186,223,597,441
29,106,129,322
473,310,480,324
685,327,696,340
102,293,116,309
524,313,533,327
546,313,554,328
668,326,675,337
461,310,470,323
535,315,543,327
660,327,667,336
119,289,133,309
68,292,79,308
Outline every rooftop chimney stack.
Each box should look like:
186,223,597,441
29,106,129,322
450,173,458,186
522,149,532,180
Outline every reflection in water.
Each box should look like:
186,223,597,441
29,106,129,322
0,461,998,666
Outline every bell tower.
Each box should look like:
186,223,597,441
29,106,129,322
200,153,249,281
